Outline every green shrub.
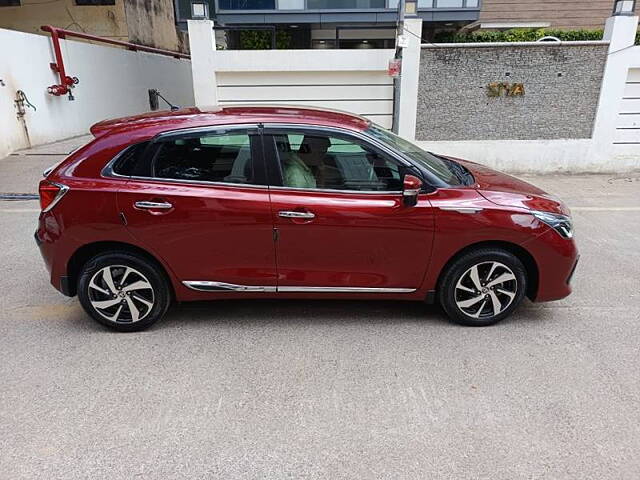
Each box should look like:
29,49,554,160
433,28,604,44
239,30,292,50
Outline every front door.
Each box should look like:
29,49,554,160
263,127,435,291
117,126,277,290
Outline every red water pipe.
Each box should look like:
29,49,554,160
40,25,190,97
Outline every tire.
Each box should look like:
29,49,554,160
438,248,527,327
77,251,171,332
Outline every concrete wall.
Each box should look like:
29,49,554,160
0,28,193,159
123,0,186,52
416,43,608,141
410,19,640,173
0,0,183,52
0,0,128,40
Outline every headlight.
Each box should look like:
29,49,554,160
532,211,573,239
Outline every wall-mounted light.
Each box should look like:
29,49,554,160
405,0,418,16
191,1,209,19
613,0,636,15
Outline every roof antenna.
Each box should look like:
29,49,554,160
149,89,180,111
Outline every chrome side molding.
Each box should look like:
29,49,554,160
183,281,277,293
183,281,415,294
277,286,416,293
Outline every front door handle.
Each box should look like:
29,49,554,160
134,201,173,210
278,210,315,220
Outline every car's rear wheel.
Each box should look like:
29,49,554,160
438,248,527,326
78,252,171,332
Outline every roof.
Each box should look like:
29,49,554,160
90,105,371,138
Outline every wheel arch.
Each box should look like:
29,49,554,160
435,240,539,301
66,241,176,299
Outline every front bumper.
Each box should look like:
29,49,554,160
567,255,580,285
523,227,579,302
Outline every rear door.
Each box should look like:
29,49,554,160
263,126,435,291
115,125,277,290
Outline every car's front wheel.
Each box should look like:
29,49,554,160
438,248,527,327
78,252,171,332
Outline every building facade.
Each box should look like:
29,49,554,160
175,0,482,48
477,0,637,30
0,0,187,52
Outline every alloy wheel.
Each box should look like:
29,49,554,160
87,265,155,324
454,261,518,319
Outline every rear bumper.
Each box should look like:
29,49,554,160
524,227,579,302
58,276,74,296
35,218,75,297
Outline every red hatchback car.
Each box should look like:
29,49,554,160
36,106,578,331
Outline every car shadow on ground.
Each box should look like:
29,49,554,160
161,299,448,330
154,298,550,331
60,298,550,333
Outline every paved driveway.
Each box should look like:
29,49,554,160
1,140,639,479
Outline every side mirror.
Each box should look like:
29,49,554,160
403,174,422,207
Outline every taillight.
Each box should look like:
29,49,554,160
39,181,69,212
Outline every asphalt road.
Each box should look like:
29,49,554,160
1,141,640,479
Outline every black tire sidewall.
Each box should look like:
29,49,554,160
77,252,170,332
439,249,527,327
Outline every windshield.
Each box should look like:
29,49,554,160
365,125,470,186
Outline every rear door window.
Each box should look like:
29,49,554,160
111,142,150,176
151,131,259,185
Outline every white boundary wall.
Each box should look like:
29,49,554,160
614,66,640,159
188,20,395,130
0,28,193,158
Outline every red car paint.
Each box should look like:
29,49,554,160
452,157,570,216
36,106,578,305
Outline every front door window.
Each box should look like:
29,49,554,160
272,132,406,192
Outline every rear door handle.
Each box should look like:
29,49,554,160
278,210,315,219
134,201,173,210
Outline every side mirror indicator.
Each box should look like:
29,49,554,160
403,174,422,207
